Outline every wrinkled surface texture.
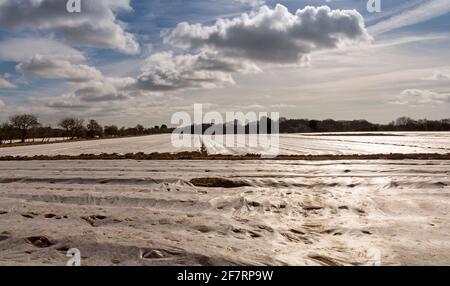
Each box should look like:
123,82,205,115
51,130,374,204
0,160,449,266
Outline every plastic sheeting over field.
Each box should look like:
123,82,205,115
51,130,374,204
0,132,449,156
0,160,448,265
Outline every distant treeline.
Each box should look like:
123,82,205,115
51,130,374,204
279,117,450,133
0,114,172,144
1,114,449,145
185,116,450,134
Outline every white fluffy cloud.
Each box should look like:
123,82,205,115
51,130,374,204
33,74,139,106
392,89,450,105
17,55,103,82
10,3,374,113
233,0,265,7
16,4,373,110
423,71,450,81
73,76,137,102
0,0,139,54
0,37,86,62
15,53,139,103
137,51,261,91
138,4,371,94
0,77,16,89
164,4,370,64
0,98,5,109
45,96,87,109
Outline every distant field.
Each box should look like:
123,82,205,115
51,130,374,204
0,137,69,145
0,134,197,157
0,132,449,157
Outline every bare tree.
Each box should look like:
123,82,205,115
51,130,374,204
395,117,415,126
59,118,84,140
136,124,145,135
87,120,103,138
9,114,40,143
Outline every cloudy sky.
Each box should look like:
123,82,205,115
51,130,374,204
0,0,449,126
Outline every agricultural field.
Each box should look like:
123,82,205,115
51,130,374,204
1,132,449,157
0,133,449,265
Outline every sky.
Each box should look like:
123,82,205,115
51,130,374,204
0,0,449,127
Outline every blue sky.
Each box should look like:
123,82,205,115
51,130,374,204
0,0,449,126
